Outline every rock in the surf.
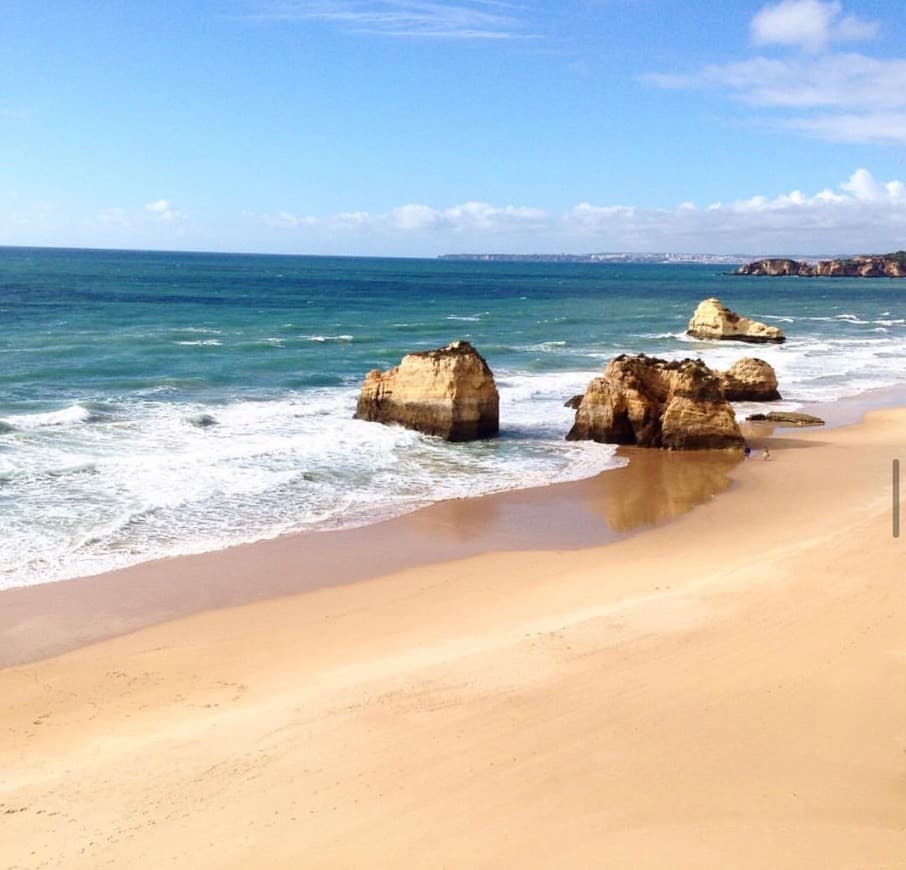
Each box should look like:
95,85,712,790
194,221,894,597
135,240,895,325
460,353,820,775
354,340,499,441
746,411,825,426
686,298,786,343
566,354,744,450
718,358,781,402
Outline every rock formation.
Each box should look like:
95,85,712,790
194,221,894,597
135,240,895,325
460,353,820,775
566,354,744,450
718,358,781,402
746,411,825,426
814,254,906,278
354,340,499,441
686,298,786,344
736,258,812,277
737,252,906,278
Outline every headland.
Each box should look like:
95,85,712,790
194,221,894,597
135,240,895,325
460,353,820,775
737,252,906,277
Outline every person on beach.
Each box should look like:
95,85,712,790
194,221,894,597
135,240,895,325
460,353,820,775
762,448,771,461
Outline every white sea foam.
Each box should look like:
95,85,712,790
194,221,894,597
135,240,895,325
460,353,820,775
523,340,568,351
305,334,354,342
175,339,222,346
3,403,95,429
0,378,626,590
172,327,223,334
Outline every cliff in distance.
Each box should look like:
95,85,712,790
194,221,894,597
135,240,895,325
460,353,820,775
737,252,906,278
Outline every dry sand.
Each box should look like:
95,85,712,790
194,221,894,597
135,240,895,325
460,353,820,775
2,409,905,868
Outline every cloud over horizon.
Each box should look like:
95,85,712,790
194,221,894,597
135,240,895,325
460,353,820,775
247,168,906,256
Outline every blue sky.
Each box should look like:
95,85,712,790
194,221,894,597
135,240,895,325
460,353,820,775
2,0,906,256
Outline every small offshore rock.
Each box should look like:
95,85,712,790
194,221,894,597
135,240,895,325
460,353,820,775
354,340,499,441
187,413,218,428
746,411,825,426
687,298,786,344
719,358,781,402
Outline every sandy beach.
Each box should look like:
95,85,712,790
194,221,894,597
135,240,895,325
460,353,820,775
2,408,905,868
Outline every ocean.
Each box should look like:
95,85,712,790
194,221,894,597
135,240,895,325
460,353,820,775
2,246,904,589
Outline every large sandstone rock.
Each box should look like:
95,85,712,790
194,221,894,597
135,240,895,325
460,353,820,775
566,354,744,450
687,298,785,344
719,358,781,402
354,340,499,441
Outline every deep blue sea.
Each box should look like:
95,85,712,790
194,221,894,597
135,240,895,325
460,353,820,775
2,246,905,588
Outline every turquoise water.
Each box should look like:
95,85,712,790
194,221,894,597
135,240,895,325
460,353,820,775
2,246,905,588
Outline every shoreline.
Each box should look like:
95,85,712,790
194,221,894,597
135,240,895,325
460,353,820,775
0,446,742,668
3,398,904,866
4,381,906,668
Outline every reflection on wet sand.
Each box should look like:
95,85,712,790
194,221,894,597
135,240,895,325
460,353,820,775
401,446,744,545
598,448,744,533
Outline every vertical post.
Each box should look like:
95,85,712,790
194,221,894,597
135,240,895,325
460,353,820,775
894,459,900,539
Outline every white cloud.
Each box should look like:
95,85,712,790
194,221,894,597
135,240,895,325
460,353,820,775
751,0,877,53
391,203,439,231
785,110,906,144
840,167,906,201
245,0,533,40
644,2,901,145
247,209,319,228
246,169,906,255
253,200,548,236
145,199,182,221
441,201,547,230
647,54,906,111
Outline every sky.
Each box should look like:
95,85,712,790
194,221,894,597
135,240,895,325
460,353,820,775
2,0,906,257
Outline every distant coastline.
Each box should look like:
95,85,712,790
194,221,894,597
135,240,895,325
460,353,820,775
437,252,753,265
438,250,906,277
